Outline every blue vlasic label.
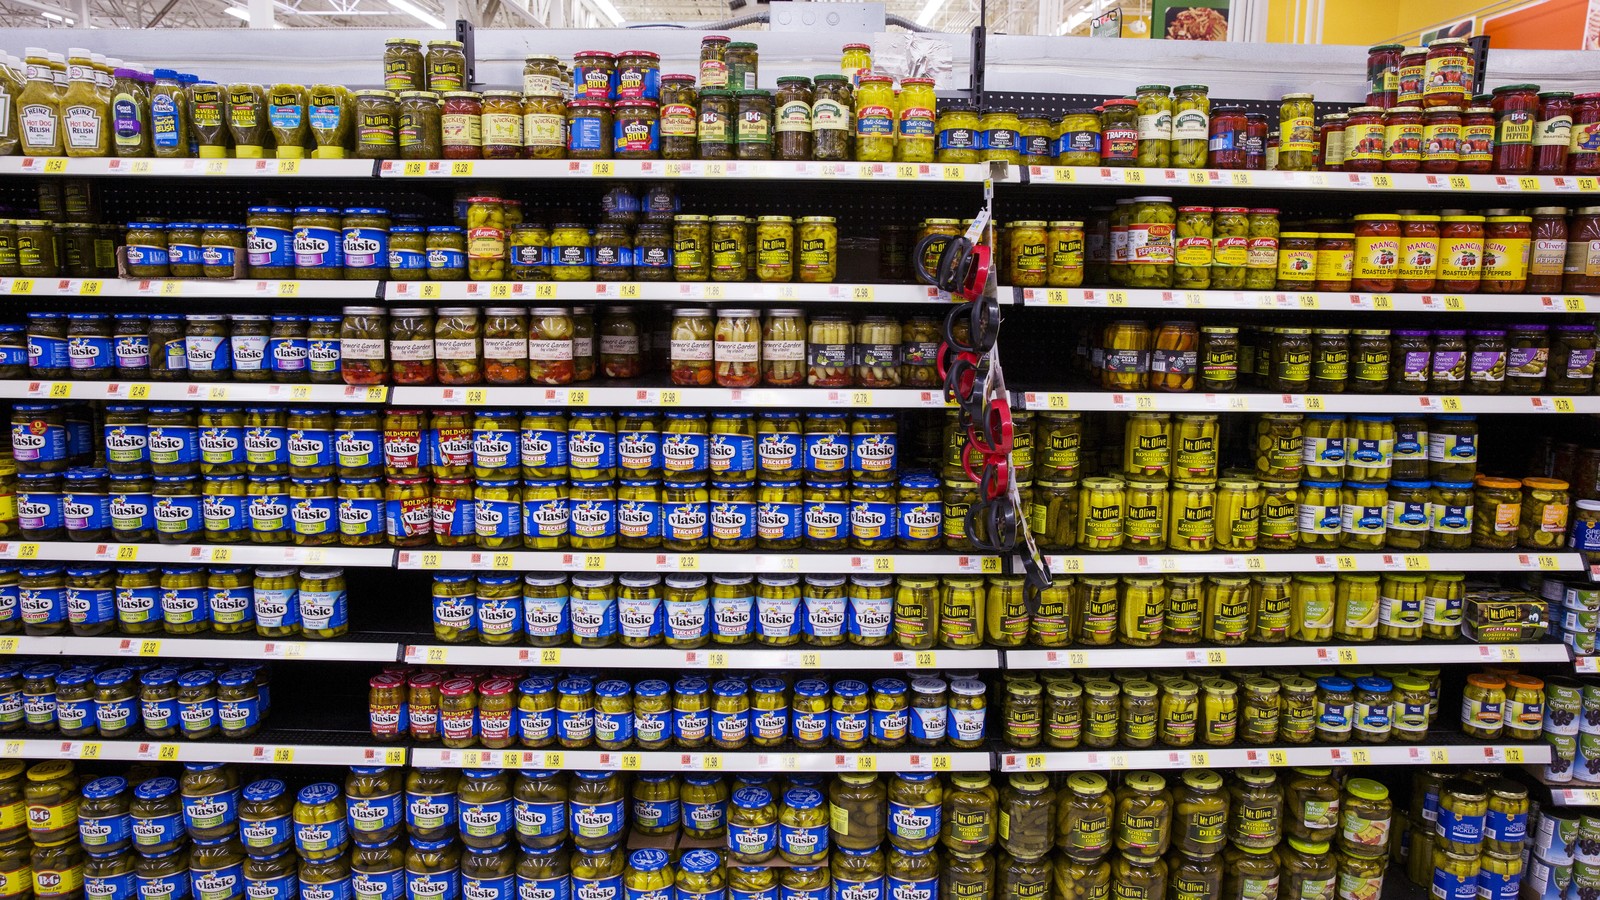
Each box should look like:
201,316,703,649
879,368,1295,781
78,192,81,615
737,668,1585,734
179,692,219,738
460,798,513,843
0,339,26,371
712,589,753,641
802,433,849,478
12,417,67,466
0,580,15,628
831,709,868,746
69,333,114,374
246,423,288,469
779,820,826,862
850,432,897,481
96,689,137,734
294,225,343,270
571,494,617,543
154,489,202,540
711,705,749,747
309,328,341,378
65,580,114,628
20,580,65,628
406,791,456,835
253,586,300,630
201,243,236,272
780,884,823,900
247,225,294,269
433,494,475,540
186,335,230,374
617,494,659,544
514,799,566,843
665,596,709,645
476,494,522,541
612,115,660,157
433,594,473,636
18,482,63,534
219,692,261,735
55,692,92,733
343,494,386,539
296,815,350,856
569,595,617,643
474,424,521,475
63,490,111,536
28,330,68,371
291,492,338,539
343,228,388,272
463,869,514,900
521,428,569,471
517,705,555,746
301,876,353,900
352,865,404,900
616,64,660,100
191,856,245,900
674,700,710,745
141,694,179,734
524,485,570,541
849,499,896,544
1056,128,1099,158
709,433,755,480
87,865,137,900
517,874,569,900
802,592,845,643
831,873,882,900
618,430,661,475
288,425,333,471
138,865,191,900
246,865,299,900
884,874,936,900
594,707,635,749
727,884,773,900
203,490,247,536
248,484,290,535
337,427,382,471
300,585,347,632
568,113,607,153
571,873,620,900
709,496,756,545
110,485,154,538
631,794,678,833
270,335,309,376
477,596,521,643
847,593,892,642
125,243,171,270
240,812,291,855
105,421,149,468
756,593,799,643
429,247,466,272
406,863,458,900
184,787,239,835
568,429,617,474
803,499,848,544
569,800,624,844
887,801,940,845
664,496,707,544
523,591,569,644
556,702,594,746
115,332,150,371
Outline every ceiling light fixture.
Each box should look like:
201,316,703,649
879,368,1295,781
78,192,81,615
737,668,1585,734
222,5,250,19
914,0,946,27
386,0,447,28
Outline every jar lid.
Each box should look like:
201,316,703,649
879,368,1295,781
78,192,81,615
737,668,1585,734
1524,477,1570,490
297,783,341,807
517,675,554,694
674,675,709,694
135,777,179,800
731,787,772,809
176,670,216,688
794,678,830,697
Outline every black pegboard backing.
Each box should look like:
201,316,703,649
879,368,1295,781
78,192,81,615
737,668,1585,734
980,90,1361,120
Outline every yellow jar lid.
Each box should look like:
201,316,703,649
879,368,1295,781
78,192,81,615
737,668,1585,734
1125,772,1166,792
1067,773,1106,795
1182,770,1223,792
0,761,23,782
26,760,74,782
1345,777,1389,803
1008,774,1049,792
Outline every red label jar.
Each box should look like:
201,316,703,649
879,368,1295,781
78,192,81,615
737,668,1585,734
1460,106,1495,174
1343,107,1386,172
1384,107,1423,172
1367,43,1403,109
1491,84,1538,174
1571,93,1600,175
1422,107,1462,173
1423,39,1471,109
1208,106,1248,169
1535,91,1575,175
1319,115,1347,171
1397,49,1427,107
1399,215,1440,291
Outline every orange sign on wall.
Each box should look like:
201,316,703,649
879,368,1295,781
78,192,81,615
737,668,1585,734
1481,0,1589,50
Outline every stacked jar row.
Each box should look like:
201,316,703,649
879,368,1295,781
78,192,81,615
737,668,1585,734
367,669,987,752
1402,771,1539,900
1003,664,1543,752
424,572,1017,651
339,307,939,389
0,657,272,740
0,218,119,280
12,312,342,383
1,564,348,640
1077,319,1599,396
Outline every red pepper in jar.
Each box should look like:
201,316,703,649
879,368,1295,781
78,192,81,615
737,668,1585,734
441,91,483,160
1367,44,1403,109
1352,214,1401,293
1208,105,1248,169
1397,49,1427,106
1482,215,1532,294
1491,84,1538,174
1243,114,1268,170
1423,39,1471,109
1460,106,1495,174
1399,215,1440,292
1422,106,1462,173
1535,91,1575,175
1318,115,1347,171
1384,106,1423,173
1572,93,1600,175
1437,215,1486,293
1342,107,1385,172
406,670,442,742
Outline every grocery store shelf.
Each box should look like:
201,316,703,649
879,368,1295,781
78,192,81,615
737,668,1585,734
0,380,388,403
378,158,992,183
411,746,990,772
998,737,1549,772
56,635,402,663
402,643,1000,669
1013,286,1598,314
1019,164,1599,195
389,384,948,409
1576,656,1600,673
385,281,956,305
395,549,1000,574
1019,390,1599,414
0,541,396,567
1006,641,1563,670
1042,551,1577,575
0,157,377,178
1541,782,1600,806
0,732,407,766
2,277,381,299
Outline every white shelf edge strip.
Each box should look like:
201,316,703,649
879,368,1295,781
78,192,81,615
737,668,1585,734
1021,165,1598,194
1041,552,1578,574
395,550,999,574
403,645,1000,669
0,541,397,567
1,277,381,298
0,737,407,765
377,159,992,182
999,741,1548,771
1014,286,1598,314
411,747,990,771
388,386,948,408
54,636,400,662
0,158,377,178
384,282,955,304
1020,391,1600,414
1006,643,1565,670
0,380,389,403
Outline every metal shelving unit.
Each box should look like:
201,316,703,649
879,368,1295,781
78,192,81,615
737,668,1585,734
1006,642,1564,670
998,738,1548,773
1040,551,1578,575
1017,164,1599,194
377,159,993,183
0,733,408,766
0,157,377,178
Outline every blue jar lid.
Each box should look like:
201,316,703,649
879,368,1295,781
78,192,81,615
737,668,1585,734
152,475,196,486
807,412,847,421
434,572,474,585
82,777,128,801
127,222,168,230
13,403,60,412
900,472,939,490
731,787,771,809
1302,480,1342,489
628,849,669,872
110,474,152,486
635,679,670,698
66,565,112,578
1352,414,1393,423
54,669,93,688
759,411,799,419
1434,481,1474,490
478,410,518,421
683,774,722,786
349,766,392,776
64,466,109,480
794,679,829,697
665,411,704,421
0,324,21,334
784,788,822,810
165,222,200,231
1356,676,1393,692
135,777,179,801
463,769,502,780
574,772,614,781
105,404,146,413
0,665,17,681
1391,480,1431,489
343,208,390,216
680,849,720,875
335,407,375,417
477,573,520,587
521,770,556,781
20,663,61,678
751,678,785,695
17,473,61,485
92,668,133,688
243,779,287,803
290,477,332,486
287,407,328,416
176,670,216,689
270,314,308,323
218,670,255,688
595,680,631,699
25,312,63,321
411,837,455,852
712,679,746,698
1317,676,1354,692
309,315,341,323
67,312,107,322
391,225,426,234
160,565,196,575
712,412,752,420
1434,414,1477,422
140,668,180,687
427,226,464,234
557,676,594,695
297,783,341,806
518,676,555,695
148,314,185,322
293,207,342,215
248,206,293,215
871,678,906,696
674,676,708,695
834,679,869,696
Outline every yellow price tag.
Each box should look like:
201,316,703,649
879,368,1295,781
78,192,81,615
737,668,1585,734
204,159,227,175
277,282,299,297
1302,396,1324,411
543,752,564,767
158,744,179,761
489,283,512,299
1556,398,1576,413
366,385,386,402
942,165,964,180
0,639,15,654
1567,296,1588,312
1449,175,1470,190
1405,555,1430,570
272,747,295,763
896,164,916,179
451,161,474,177
1107,753,1129,769
1025,755,1046,771
1298,294,1318,309
1104,290,1128,305
915,651,936,667
1053,167,1076,183
139,640,161,656
800,652,822,668
1189,752,1208,766
1268,750,1288,766
534,283,556,299
539,649,561,665
78,743,100,759
979,557,1002,574
1519,176,1541,191
1351,748,1369,764
1429,747,1449,764
402,161,425,176
1229,171,1252,186
659,390,681,406
1245,557,1265,570
1503,747,1525,763
1067,651,1088,666
9,279,31,294
464,389,487,404
702,754,722,770
703,284,724,299
426,646,447,664
79,280,101,296
128,385,150,400
130,160,151,174
1441,397,1462,412
44,158,68,173
852,286,875,302
207,386,228,400
1046,394,1069,410
276,159,300,175
48,383,71,399
1371,295,1392,310
418,283,441,300
584,555,606,570
419,552,442,569
1500,646,1520,662
872,557,894,573
1186,170,1208,186
1060,557,1083,573
707,652,727,668
1206,650,1226,665
855,754,876,770
492,554,514,569
619,284,640,299
1444,295,1464,311
1581,177,1599,191
1335,555,1357,570
16,545,38,561
591,161,614,176
1540,555,1562,570
290,386,312,400
1337,648,1358,664
1372,174,1393,188
1,741,20,757
679,555,699,570
621,754,641,770
705,162,725,178
1134,395,1154,410
567,389,588,405
1123,170,1144,184
931,754,951,770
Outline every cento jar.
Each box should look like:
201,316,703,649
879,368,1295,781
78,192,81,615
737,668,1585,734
1342,107,1385,172
1384,107,1423,172
1422,107,1462,172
